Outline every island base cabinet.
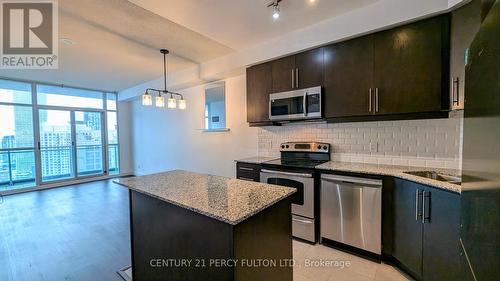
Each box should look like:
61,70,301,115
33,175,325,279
129,190,293,281
392,179,460,281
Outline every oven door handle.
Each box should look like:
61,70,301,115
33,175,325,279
303,91,308,116
292,217,313,224
261,169,313,178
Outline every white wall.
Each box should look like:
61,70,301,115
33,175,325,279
130,75,259,177
117,101,134,174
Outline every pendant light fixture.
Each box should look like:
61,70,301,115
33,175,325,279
142,49,186,110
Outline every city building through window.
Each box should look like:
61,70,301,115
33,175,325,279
0,79,119,193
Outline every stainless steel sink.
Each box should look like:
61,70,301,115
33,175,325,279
404,171,462,184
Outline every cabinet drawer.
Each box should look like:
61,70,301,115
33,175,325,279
237,171,259,182
237,163,259,173
236,162,260,182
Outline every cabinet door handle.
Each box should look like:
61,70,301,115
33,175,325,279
303,92,308,116
415,189,423,221
453,77,460,107
291,69,295,89
292,217,313,224
375,88,380,113
369,88,373,113
422,191,431,223
296,68,299,89
239,167,254,172
238,177,255,182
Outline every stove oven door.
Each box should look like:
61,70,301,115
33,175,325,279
260,169,314,218
260,169,316,242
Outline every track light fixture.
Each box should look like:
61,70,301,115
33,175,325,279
268,0,282,20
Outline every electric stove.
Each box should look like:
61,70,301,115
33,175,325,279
260,142,330,243
261,142,331,169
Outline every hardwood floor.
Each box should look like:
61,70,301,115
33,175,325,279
0,179,131,281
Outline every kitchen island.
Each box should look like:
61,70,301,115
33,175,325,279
114,170,296,281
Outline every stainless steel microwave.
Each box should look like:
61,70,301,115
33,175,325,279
269,86,322,121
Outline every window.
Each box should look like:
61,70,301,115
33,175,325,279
75,111,103,176
204,82,228,131
106,93,117,111
0,80,36,191
106,92,119,175
0,79,120,193
37,85,104,109
0,80,32,104
0,105,34,148
39,109,74,182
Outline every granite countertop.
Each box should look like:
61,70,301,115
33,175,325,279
316,161,462,193
235,156,278,164
114,170,296,225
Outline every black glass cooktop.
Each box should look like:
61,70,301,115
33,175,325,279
262,158,329,169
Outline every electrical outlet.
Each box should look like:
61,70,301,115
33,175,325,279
369,142,378,152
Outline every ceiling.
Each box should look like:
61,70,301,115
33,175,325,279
0,0,380,91
0,0,233,91
128,0,379,50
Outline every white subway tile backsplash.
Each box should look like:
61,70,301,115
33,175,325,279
393,158,410,166
408,159,427,167
258,116,463,170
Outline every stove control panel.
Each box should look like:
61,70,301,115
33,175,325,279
280,142,330,153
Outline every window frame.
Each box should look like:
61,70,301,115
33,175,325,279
0,80,36,191
105,93,120,175
0,77,120,195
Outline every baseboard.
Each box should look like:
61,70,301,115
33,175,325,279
0,172,135,196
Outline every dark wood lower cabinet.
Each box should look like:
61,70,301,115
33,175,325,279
422,186,460,281
232,165,462,281
392,178,460,281
392,179,423,277
236,162,261,182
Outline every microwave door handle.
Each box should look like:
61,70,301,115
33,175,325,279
303,92,308,116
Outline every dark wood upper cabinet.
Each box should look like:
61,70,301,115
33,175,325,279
295,48,324,89
373,15,450,115
324,35,374,118
450,0,481,110
271,56,296,93
246,14,452,125
271,48,324,93
247,63,272,123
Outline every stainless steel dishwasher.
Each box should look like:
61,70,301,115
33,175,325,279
320,174,382,254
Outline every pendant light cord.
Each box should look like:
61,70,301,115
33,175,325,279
144,49,184,100
163,52,167,93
